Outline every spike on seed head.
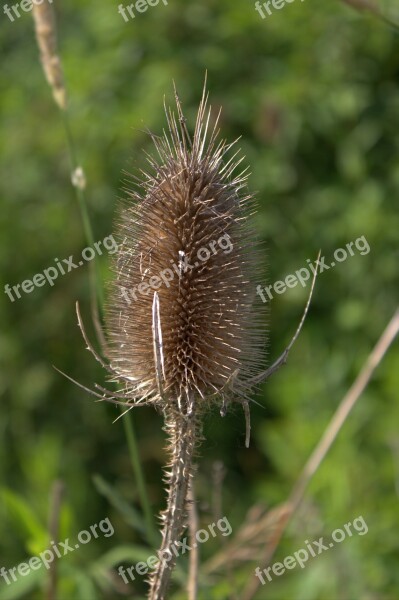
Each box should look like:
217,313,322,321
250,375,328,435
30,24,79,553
105,84,267,416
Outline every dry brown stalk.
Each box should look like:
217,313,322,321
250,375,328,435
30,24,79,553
46,480,64,600
32,0,66,110
341,0,399,28
242,306,399,600
187,483,199,600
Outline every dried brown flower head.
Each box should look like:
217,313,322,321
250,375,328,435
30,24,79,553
105,85,266,416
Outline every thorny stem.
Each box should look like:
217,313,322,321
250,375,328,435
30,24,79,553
149,408,200,600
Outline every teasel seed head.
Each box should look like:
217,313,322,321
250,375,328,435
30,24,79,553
105,84,267,416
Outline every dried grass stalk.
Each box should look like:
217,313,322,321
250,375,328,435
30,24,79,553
32,0,66,110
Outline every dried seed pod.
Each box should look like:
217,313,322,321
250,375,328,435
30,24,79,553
105,86,267,417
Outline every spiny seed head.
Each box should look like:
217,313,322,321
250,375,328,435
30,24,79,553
105,85,267,415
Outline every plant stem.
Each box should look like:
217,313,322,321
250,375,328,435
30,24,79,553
242,306,399,600
61,110,104,310
61,108,157,548
46,480,64,600
122,407,158,548
32,0,157,572
187,483,199,600
149,408,199,600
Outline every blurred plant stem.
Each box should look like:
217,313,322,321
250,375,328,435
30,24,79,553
61,111,104,311
341,0,399,29
122,410,159,547
32,0,156,550
46,480,64,600
62,108,157,549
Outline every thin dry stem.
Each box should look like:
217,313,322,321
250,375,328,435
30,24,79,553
341,0,399,28
243,401,251,448
203,503,287,575
242,306,399,600
46,480,64,600
187,483,199,600
212,461,226,524
342,0,379,12
246,250,320,388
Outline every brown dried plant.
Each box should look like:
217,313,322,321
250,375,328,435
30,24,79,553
59,84,316,599
32,3,397,599
105,85,267,598
32,0,66,111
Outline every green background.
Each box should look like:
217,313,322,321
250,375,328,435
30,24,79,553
1,0,398,598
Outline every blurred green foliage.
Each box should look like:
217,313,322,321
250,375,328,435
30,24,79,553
0,0,398,598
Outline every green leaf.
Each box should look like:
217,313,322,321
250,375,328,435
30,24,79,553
0,566,44,600
92,475,146,535
92,544,155,569
1,488,48,555
71,570,100,600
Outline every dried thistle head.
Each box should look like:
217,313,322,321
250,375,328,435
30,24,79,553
105,85,266,416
